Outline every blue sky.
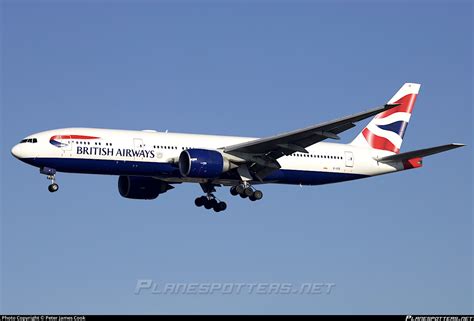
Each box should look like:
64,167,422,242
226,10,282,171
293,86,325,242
1,1,472,314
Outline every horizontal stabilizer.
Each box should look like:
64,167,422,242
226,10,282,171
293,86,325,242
376,143,465,162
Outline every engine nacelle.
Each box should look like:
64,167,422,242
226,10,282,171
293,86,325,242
118,176,173,200
179,149,233,178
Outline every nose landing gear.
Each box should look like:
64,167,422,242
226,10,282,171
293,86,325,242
40,167,59,193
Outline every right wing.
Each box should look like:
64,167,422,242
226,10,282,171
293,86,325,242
222,103,400,180
224,103,400,160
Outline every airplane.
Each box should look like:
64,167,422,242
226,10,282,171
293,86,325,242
11,83,464,212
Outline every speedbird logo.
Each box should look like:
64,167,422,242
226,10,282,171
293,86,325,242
49,135,100,148
362,93,417,154
49,134,156,158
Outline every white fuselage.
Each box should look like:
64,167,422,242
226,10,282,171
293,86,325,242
11,128,406,186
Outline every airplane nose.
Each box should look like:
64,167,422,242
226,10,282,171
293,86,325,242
11,144,22,159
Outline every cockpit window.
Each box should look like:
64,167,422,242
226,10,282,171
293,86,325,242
20,138,38,143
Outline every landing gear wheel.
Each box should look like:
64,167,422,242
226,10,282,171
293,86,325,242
249,190,263,201
195,196,207,207
213,201,227,212
244,187,254,197
48,183,59,193
235,184,245,195
230,186,239,196
252,190,263,200
209,199,218,208
219,202,227,211
204,198,214,209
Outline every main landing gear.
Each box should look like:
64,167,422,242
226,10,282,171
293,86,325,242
230,183,263,202
195,182,227,212
195,171,263,211
194,195,227,213
40,167,59,193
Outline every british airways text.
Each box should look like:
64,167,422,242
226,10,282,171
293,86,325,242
76,146,156,158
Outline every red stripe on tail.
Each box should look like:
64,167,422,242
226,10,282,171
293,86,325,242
362,128,400,153
376,94,417,119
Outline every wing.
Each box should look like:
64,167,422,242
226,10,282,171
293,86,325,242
223,103,400,180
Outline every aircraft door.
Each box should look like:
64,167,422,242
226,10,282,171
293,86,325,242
60,135,72,157
133,138,145,161
345,151,354,167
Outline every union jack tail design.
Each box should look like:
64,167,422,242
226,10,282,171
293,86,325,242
351,83,420,154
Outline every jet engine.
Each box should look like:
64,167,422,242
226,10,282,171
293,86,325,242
118,176,173,200
178,149,234,179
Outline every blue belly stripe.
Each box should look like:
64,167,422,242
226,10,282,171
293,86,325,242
20,157,367,186
265,169,366,185
21,157,181,177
